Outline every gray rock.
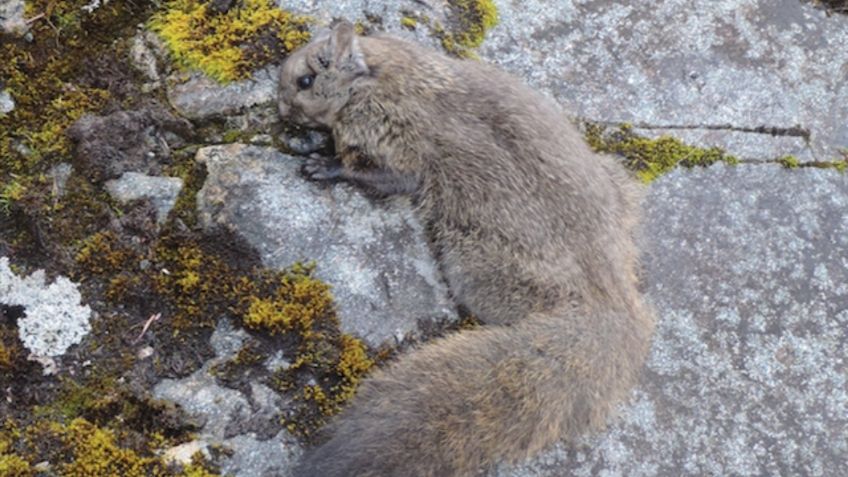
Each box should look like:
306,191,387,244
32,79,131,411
481,0,848,161
196,144,457,347
105,172,183,224
0,257,92,361
154,318,301,477
167,66,280,120
0,89,14,116
497,164,848,476
0,0,26,37
277,0,448,49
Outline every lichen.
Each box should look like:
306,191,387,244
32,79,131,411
585,123,739,183
149,0,312,82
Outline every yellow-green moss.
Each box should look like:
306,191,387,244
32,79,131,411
240,264,333,338
0,1,156,255
438,0,498,56
0,454,31,477
0,180,27,212
0,421,29,477
400,16,418,30
75,231,140,276
585,123,739,183
58,418,157,477
0,41,111,175
150,0,311,82
332,335,374,403
778,155,800,169
0,415,217,477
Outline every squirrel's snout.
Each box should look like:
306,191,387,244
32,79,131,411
277,100,290,119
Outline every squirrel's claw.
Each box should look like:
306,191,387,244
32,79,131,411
301,156,343,181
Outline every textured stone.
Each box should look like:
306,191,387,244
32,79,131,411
105,172,183,224
481,0,848,162
153,318,301,477
277,0,448,49
167,66,280,120
196,144,457,347
497,164,848,476
0,0,26,37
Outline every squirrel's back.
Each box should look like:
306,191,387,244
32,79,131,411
279,22,655,476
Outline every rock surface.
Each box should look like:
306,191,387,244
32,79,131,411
481,0,848,162
277,0,449,48
196,144,457,347
496,164,848,476
153,318,301,477
0,0,26,37
0,257,92,359
167,66,281,121
105,172,183,224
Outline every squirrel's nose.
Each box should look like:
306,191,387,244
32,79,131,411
277,100,290,119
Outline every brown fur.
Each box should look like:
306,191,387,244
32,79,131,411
278,22,656,477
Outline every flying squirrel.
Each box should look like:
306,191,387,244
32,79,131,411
277,21,656,477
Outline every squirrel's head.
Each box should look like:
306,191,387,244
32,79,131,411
278,21,369,129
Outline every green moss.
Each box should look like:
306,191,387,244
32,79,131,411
778,155,800,169
585,123,739,183
75,231,140,276
332,335,374,403
400,16,418,30
438,0,498,56
150,0,312,83
0,1,156,256
0,180,27,213
0,453,31,477
240,263,333,338
58,418,159,477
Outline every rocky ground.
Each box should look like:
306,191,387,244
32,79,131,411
0,0,846,476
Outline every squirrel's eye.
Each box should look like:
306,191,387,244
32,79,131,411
297,74,315,90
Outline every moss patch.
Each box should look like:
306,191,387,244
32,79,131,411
585,124,740,183
0,417,217,477
150,0,311,82
778,155,801,169
438,0,499,56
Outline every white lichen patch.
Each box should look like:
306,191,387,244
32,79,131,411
0,256,92,358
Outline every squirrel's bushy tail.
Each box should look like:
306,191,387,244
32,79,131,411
294,304,654,477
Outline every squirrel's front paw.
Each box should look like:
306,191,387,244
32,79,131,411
301,156,343,182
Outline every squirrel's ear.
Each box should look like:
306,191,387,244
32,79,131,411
329,20,368,74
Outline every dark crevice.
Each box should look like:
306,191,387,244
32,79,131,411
593,121,812,140
1,303,26,325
